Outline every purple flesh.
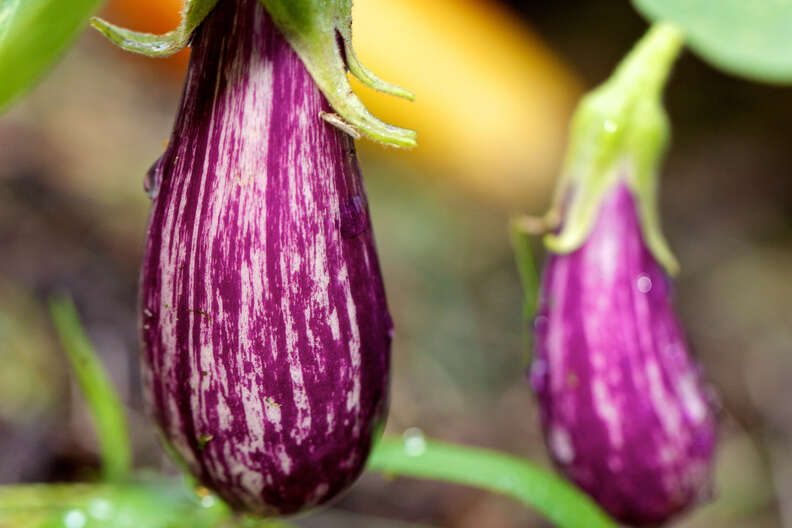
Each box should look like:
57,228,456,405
531,183,717,526
139,0,392,515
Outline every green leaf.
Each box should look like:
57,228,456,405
633,0,792,84
0,480,230,528
49,295,131,481
509,219,540,362
368,433,618,528
509,220,540,323
90,0,218,58
0,0,104,113
0,479,300,528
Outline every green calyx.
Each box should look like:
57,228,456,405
259,0,416,147
90,0,219,58
541,22,684,275
90,0,416,148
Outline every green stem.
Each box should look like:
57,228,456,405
49,295,132,481
608,22,684,99
368,435,618,528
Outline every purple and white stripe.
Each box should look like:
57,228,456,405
139,0,391,515
531,182,717,526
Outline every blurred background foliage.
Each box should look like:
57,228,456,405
1,0,792,526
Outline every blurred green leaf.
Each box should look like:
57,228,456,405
49,295,131,481
368,434,618,528
0,0,104,113
509,220,540,363
633,0,792,84
509,220,540,326
0,480,229,528
0,479,297,528
0,283,64,423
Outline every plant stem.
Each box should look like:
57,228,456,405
368,434,618,528
610,22,684,99
49,295,132,481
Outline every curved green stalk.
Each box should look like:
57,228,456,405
49,295,131,481
368,434,618,528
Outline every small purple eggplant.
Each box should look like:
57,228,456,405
138,0,392,515
531,182,717,525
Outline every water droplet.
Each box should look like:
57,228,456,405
88,498,112,520
63,509,86,528
603,119,618,133
636,274,652,293
201,494,217,508
403,427,426,457
339,195,368,238
144,155,165,200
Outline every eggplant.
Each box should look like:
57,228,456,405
139,0,392,515
531,182,717,525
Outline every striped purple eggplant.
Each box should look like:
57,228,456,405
530,182,717,526
139,0,392,515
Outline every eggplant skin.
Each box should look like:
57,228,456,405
139,0,392,515
531,183,717,526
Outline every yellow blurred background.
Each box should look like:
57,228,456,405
1,1,792,526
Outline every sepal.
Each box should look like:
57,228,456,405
90,0,417,148
90,0,219,57
258,0,416,147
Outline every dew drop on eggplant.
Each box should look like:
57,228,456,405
144,155,165,200
636,274,653,293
